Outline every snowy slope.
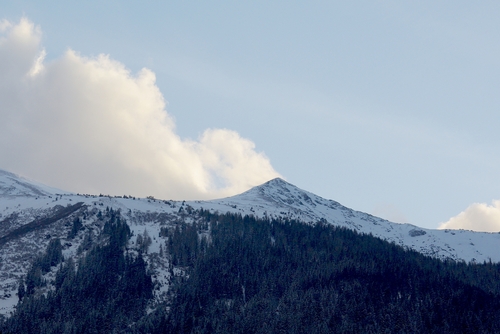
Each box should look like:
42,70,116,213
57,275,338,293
190,178,500,263
1,170,500,316
0,170,64,198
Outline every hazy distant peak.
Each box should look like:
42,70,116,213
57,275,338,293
0,169,66,198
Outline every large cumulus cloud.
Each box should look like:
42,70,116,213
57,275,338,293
0,18,281,199
439,200,500,232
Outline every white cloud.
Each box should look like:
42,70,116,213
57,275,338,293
439,200,500,232
0,18,281,199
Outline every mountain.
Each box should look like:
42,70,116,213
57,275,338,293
0,169,64,198
212,178,500,264
0,169,499,317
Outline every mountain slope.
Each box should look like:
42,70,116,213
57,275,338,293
1,170,500,317
7,210,500,333
0,170,64,198
195,178,500,263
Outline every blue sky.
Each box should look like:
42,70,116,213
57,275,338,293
2,1,500,230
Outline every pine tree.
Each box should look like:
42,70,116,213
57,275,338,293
17,278,25,302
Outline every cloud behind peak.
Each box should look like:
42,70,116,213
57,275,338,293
439,200,500,232
0,18,281,199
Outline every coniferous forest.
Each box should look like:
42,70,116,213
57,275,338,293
1,211,152,333
3,209,500,333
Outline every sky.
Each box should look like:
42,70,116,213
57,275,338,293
1,1,500,231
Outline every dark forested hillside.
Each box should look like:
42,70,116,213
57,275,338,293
2,209,153,334
143,211,500,334
3,210,500,333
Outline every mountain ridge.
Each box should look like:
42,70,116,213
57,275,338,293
1,169,499,264
1,168,500,316
202,176,500,264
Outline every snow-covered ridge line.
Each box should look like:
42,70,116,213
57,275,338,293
188,178,500,264
0,170,68,198
2,170,499,264
1,170,500,316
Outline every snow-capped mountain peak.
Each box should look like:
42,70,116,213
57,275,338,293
1,169,499,265
236,177,325,207
196,178,500,265
2,170,500,316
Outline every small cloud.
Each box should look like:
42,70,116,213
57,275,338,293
439,200,500,232
372,203,408,223
0,18,281,199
